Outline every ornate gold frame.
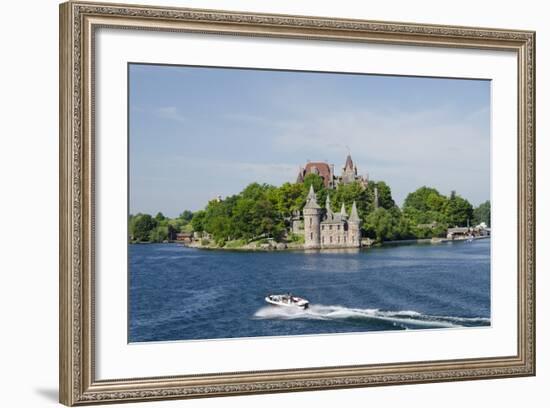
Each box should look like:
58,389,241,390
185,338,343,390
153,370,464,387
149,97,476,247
59,1,536,405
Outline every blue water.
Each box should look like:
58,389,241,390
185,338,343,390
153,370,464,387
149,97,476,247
129,239,490,342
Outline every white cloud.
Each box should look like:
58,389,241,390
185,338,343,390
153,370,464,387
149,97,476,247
131,155,300,214
155,106,186,123
170,156,298,184
233,105,491,206
271,106,489,170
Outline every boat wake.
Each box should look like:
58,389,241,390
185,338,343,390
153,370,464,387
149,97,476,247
253,304,490,330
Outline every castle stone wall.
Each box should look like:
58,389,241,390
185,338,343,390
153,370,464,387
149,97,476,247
320,222,349,248
304,208,321,248
301,186,361,249
347,222,361,247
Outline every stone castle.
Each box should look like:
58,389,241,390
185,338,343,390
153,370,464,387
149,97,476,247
296,154,368,189
292,153,366,249
302,185,361,249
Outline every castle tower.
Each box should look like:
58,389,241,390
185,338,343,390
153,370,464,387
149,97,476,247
296,166,304,183
303,185,321,249
347,201,361,247
291,210,302,235
340,202,348,218
342,154,358,184
325,194,334,221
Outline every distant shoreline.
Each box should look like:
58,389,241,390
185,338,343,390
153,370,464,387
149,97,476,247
382,235,490,246
130,235,490,252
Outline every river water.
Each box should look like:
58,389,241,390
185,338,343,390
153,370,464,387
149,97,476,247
129,239,490,342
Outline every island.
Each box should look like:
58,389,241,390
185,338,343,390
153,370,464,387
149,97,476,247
129,153,491,250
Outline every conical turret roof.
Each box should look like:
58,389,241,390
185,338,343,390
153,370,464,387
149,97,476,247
304,185,321,209
325,194,334,220
340,202,348,217
344,154,354,170
349,201,360,223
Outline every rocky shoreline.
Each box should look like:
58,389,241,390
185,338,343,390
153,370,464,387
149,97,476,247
175,235,490,252
185,240,303,252
181,237,376,252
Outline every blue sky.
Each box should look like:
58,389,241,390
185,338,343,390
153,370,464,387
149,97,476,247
129,64,490,217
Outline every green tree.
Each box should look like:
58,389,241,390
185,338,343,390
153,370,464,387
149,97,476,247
203,198,235,245
403,186,449,225
445,191,474,227
191,210,207,232
328,181,371,224
473,200,491,227
274,182,306,218
396,212,416,240
150,225,169,243
404,186,447,213
371,181,396,210
167,223,177,238
231,190,284,242
302,173,325,195
240,182,274,201
364,208,400,242
128,177,481,247
131,213,157,242
178,210,194,222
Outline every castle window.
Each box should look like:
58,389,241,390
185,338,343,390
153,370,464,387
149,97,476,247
329,225,332,230
322,225,324,230
309,218,312,226
330,236,333,243
337,225,340,230
338,236,340,243
322,237,325,243
310,233,313,240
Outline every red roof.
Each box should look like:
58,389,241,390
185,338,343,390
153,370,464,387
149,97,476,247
303,162,332,187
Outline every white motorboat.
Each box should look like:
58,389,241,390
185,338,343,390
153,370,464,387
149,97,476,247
265,293,309,309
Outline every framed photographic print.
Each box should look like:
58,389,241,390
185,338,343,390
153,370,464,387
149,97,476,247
59,1,536,405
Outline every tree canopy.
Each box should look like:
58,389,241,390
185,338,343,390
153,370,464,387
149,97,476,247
445,191,474,227
129,179,486,245
473,200,491,227
403,186,474,229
